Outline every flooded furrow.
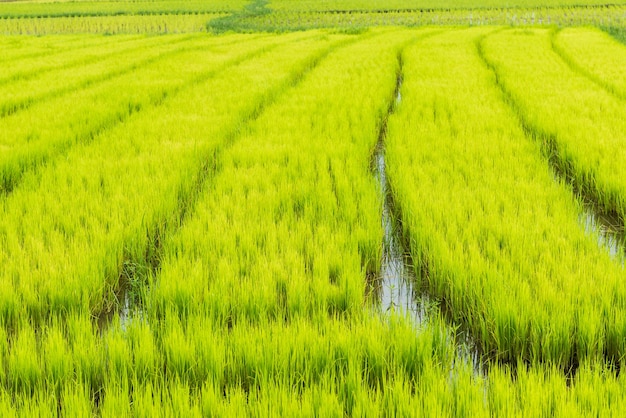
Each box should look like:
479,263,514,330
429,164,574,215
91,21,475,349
579,199,625,265
477,34,626,267
370,66,429,324
372,140,431,324
370,57,484,375
95,36,369,332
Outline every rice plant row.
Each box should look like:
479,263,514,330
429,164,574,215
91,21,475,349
386,27,626,370
3,27,626,415
2,5,626,34
481,29,626,228
0,30,344,326
0,33,272,194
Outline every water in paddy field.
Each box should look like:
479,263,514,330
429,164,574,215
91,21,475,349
373,146,431,324
372,140,485,375
96,284,135,332
580,205,625,265
370,75,484,376
371,75,430,325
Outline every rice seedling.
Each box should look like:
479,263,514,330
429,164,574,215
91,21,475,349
386,27,626,369
144,28,422,326
552,27,626,99
0,33,271,194
0,0,246,19
0,34,200,119
0,33,143,66
480,28,626,225
0,13,223,35
0,31,338,328
2,16,626,415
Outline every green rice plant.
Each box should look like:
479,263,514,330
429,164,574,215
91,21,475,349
126,320,158,383
0,33,271,194
386,27,626,368
0,33,164,86
0,33,195,118
60,380,92,416
6,323,41,395
203,5,626,32
0,0,246,18
552,27,626,99
5,27,626,416
480,28,626,223
144,28,427,327
0,390,16,418
270,0,626,11
99,381,131,418
0,33,142,65
3,310,626,415
0,31,342,328
65,313,105,398
602,25,626,44
103,327,132,382
41,322,72,393
0,13,223,35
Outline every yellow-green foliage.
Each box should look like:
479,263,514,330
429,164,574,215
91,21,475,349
147,28,421,324
553,27,626,97
0,13,221,35
0,31,337,323
270,0,626,10
208,6,626,32
3,27,626,415
0,0,246,18
0,33,268,193
386,27,626,367
481,28,626,220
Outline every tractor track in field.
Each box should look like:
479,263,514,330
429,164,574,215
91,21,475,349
95,32,375,330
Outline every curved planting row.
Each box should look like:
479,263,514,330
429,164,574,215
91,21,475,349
0,33,271,194
480,28,626,224
386,27,626,369
0,31,337,327
2,27,626,415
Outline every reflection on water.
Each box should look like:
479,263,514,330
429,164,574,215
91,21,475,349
374,147,431,325
96,283,137,332
370,72,484,376
579,205,625,265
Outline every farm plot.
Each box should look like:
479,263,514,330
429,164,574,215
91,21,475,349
0,32,277,194
2,27,626,415
386,27,626,369
480,28,626,227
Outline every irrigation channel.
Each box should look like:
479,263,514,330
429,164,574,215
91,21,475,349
370,63,485,375
580,200,626,265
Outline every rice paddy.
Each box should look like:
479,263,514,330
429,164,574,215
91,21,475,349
3,0,626,415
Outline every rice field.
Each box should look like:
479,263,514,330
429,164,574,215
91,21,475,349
3,4,626,415
2,0,626,34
